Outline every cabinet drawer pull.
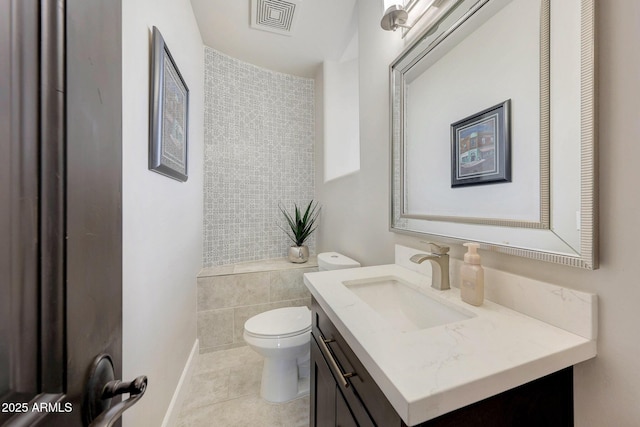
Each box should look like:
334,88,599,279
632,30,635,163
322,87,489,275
319,336,357,388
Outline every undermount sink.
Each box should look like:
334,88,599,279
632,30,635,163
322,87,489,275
342,276,474,332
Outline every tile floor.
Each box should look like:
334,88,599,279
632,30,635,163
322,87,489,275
176,346,310,427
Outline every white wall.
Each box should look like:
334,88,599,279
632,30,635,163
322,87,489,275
121,0,204,425
323,58,361,182
314,0,401,264
316,0,640,424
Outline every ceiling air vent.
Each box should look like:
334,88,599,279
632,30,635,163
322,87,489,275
250,0,301,36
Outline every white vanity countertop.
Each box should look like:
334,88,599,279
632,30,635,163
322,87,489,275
304,264,597,426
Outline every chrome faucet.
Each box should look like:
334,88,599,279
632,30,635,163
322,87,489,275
409,243,450,290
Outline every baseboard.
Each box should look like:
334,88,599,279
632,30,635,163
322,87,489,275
161,339,199,427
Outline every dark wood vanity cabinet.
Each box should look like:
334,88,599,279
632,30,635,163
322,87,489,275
310,297,574,427
310,299,399,427
311,336,361,427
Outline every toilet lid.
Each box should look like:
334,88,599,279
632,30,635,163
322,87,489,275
244,306,311,338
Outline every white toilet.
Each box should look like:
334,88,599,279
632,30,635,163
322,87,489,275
243,252,360,403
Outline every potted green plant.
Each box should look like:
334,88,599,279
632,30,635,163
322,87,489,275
279,200,321,263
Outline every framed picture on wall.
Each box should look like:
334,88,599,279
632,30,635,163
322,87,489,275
149,26,189,182
451,100,511,187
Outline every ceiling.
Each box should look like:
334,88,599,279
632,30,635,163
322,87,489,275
190,0,359,78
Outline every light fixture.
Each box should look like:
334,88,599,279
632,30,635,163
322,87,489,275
380,0,409,31
381,0,451,35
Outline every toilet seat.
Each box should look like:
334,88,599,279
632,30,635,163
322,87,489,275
244,306,311,339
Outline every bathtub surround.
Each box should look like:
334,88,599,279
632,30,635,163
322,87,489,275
197,257,317,353
203,48,315,267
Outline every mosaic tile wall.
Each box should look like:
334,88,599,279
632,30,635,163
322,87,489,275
203,48,315,267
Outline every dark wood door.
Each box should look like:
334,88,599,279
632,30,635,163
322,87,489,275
1,0,125,425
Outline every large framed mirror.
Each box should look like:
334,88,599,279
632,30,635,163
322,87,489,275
390,0,597,269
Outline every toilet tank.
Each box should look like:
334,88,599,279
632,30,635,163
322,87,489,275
317,252,360,271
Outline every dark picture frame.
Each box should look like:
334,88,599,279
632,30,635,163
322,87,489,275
149,26,189,182
451,100,511,187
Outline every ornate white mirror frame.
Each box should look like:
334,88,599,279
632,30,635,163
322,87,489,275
389,0,597,269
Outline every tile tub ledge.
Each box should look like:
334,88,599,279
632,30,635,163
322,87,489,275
199,256,318,278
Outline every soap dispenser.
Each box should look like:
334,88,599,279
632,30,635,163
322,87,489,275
460,242,484,306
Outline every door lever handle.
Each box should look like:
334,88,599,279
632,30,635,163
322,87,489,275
83,354,148,427
89,376,147,427
102,376,147,399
